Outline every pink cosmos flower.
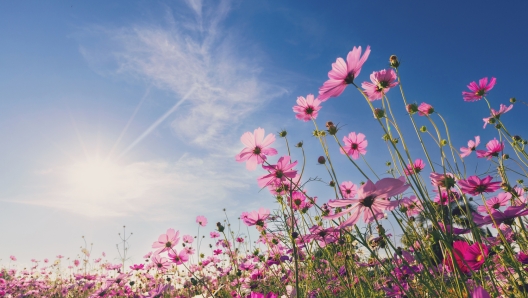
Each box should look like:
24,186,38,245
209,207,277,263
399,196,423,217
168,249,189,265
444,240,470,274
325,177,409,227
318,45,371,101
433,190,460,205
462,77,496,102
257,156,298,188
152,228,180,254
477,192,511,213
241,208,270,227
483,104,513,128
361,69,398,101
460,136,480,158
182,235,193,244
340,181,357,199
73,260,80,267
463,243,488,270
129,264,144,271
235,128,278,171
292,94,322,121
289,191,307,211
151,254,170,272
196,215,208,227
430,172,456,190
340,132,368,160
457,175,501,196
404,158,425,175
437,222,470,235
471,286,491,298
473,206,528,227
417,103,434,116
9,256,16,261
210,231,220,238
476,138,504,159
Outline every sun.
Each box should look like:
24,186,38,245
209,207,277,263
66,158,121,201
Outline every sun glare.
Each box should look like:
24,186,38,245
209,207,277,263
67,159,121,200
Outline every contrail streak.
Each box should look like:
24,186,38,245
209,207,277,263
118,84,197,159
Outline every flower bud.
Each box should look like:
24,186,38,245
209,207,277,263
382,134,391,141
495,124,502,129
279,130,287,137
488,118,496,124
420,126,427,132
296,141,303,148
386,161,391,166
503,154,509,160
510,97,517,103
389,55,400,68
326,121,338,135
406,103,418,114
373,108,385,119
317,156,326,164
329,181,336,187
440,139,447,146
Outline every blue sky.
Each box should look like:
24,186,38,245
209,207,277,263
1,0,528,266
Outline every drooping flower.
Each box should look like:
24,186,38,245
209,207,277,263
235,128,278,171
483,104,513,128
463,243,488,270
325,177,408,227
257,156,298,188
241,208,270,227
404,158,425,175
476,138,504,159
460,136,480,158
340,132,368,160
196,215,208,227
473,206,528,227
318,46,371,101
462,77,496,102
340,181,357,199
457,175,501,196
293,94,322,121
477,192,511,213
152,228,180,254
361,69,398,101
417,103,434,116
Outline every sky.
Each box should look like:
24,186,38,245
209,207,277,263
1,0,528,267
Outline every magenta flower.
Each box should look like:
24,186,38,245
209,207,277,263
460,136,480,158
473,206,528,227
293,94,322,121
257,155,298,188
471,286,491,298
430,172,456,190
444,240,470,274
196,215,208,227
152,228,180,254
340,132,367,160
235,127,278,171
361,69,398,101
417,102,434,116
477,192,511,213
458,175,501,196
463,242,488,270
462,77,496,102
340,181,357,199
241,208,270,227
483,104,513,128
404,158,425,175
433,190,460,205
129,264,144,271
437,222,470,235
325,177,408,227
476,138,504,159
318,45,371,101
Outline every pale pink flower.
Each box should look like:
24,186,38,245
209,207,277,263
73,260,80,267
241,208,270,227
9,255,16,261
152,228,180,254
168,249,189,265
460,136,480,158
473,206,528,227
210,231,220,238
404,158,425,175
151,254,170,272
293,94,322,121
325,177,409,227
483,104,513,128
462,77,496,102
399,196,423,217
340,132,367,160
417,102,434,116
182,235,194,244
476,138,504,159
339,181,357,199
257,155,298,188
235,128,278,171
318,46,371,101
196,216,208,227
458,175,501,196
361,69,398,101
430,172,456,190
477,192,511,213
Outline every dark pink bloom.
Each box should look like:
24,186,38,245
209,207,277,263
433,190,460,205
438,222,470,235
518,251,528,264
241,208,270,227
476,138,504,159
325,177,408,227
462,77,496,102
293,94,322,121
404,158,425,175
483,104,513,128
460,136,480,158
444,240,470,274
235,128,278,171
196,215,208,227
417,102,434,116
129,264,144,271
473,206,528,227
152,228,180,254
458,175,501,196
430,172,456,190
463,243,488,270
361,69,398,101
257,156,298,188
340,132,367,160
477,192,511,213
471,286,491,298
340,181,357,199
318,45,371,101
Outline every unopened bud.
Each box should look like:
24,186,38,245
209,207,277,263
382,134,391,141
329,181,336,187
326,121,338,135
513,135,522,141
510,97,517,103
440,139,447,146
296,141,303,148
495,124,502,129
373,108,385,119
317,156,326,164
503,154,509,160
389,55,400,68
420,126,427,132
406,103,418,114
279,130,287,137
